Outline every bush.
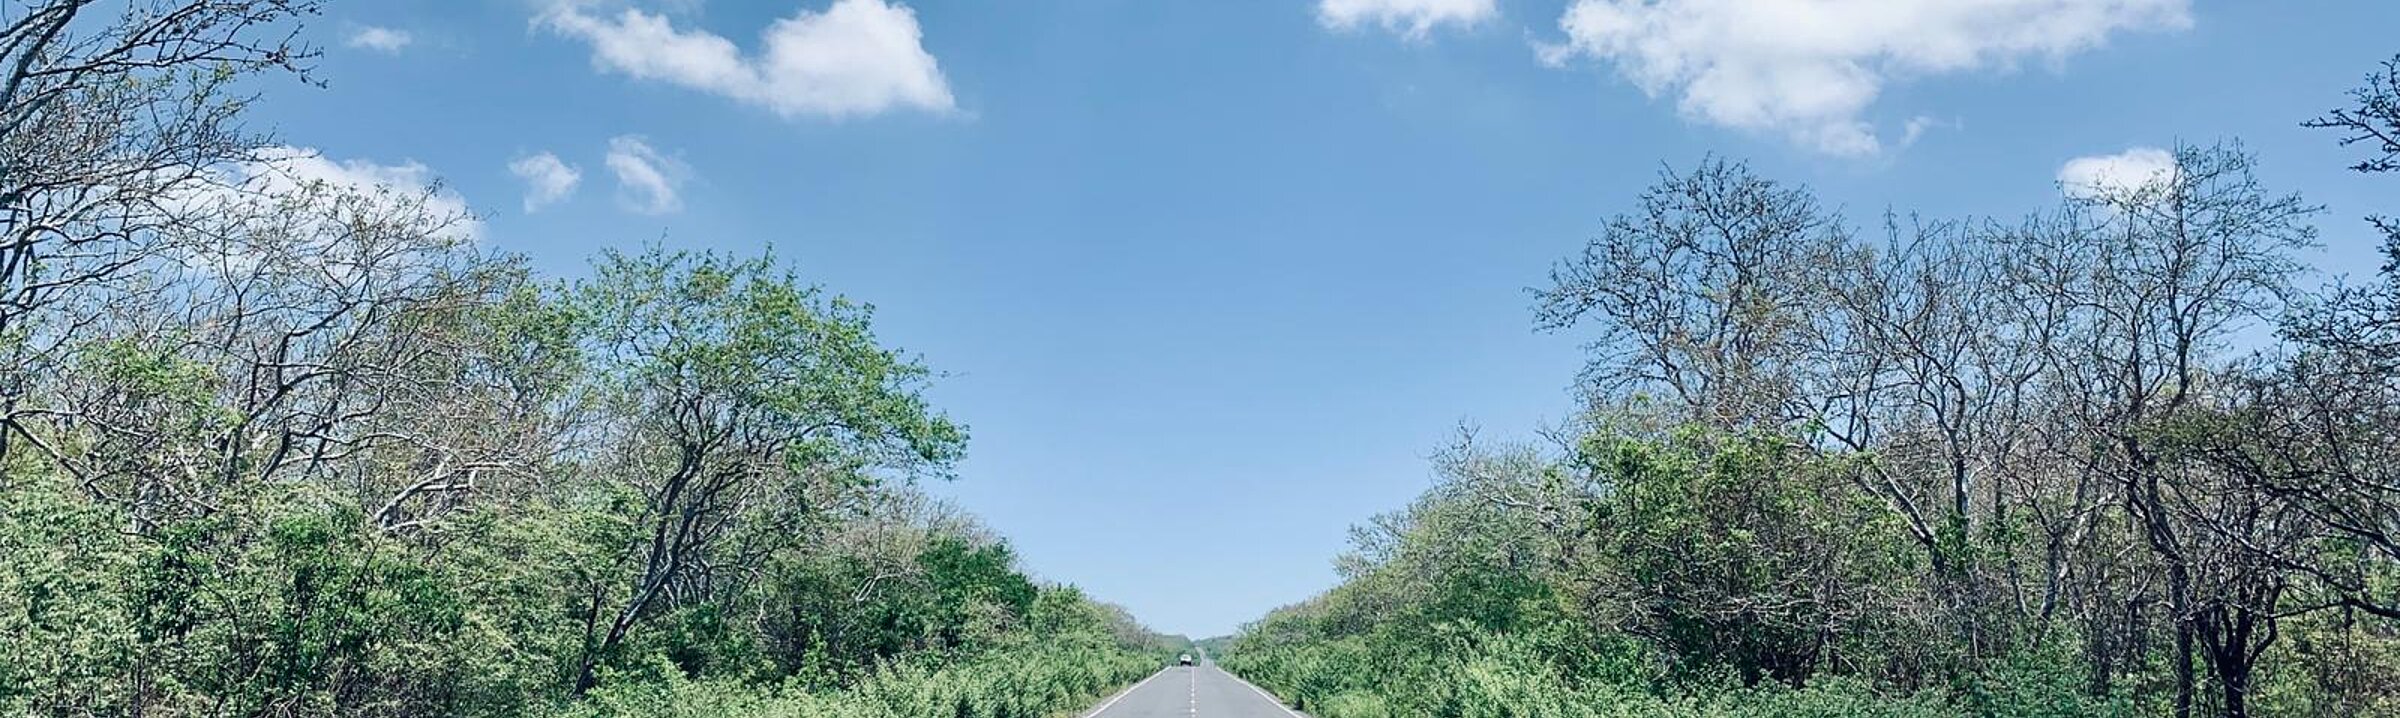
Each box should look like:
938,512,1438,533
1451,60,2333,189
556,637,1159,718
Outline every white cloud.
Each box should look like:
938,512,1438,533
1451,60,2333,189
605,136,689,215
1540,0,2190,156
1898,116,1946,148
540,0,954,119
156,147,481,265
2058,146,2176,199
1317,0,1496,39
346,26,414,54
188,148,472,235
508,152,583,212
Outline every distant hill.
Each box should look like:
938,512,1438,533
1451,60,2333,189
1192,635,1237,659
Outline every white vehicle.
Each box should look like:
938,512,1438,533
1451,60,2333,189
1178,653,1194,666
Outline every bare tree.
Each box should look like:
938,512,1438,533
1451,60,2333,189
2249,54,2400,627
1808,216,2063,664
0,0,316,464
2038,143,2317,718
2304,53,2400,253
1537,156,1849,431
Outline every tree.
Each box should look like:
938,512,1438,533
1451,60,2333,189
2236,51,2400,625
2305,52,2400,259
0,0,317,464
1569,426,1913,687
1536,156,1849,429
563,247,966,693
41,171,530,537
1814,217,2050,640
2147,395,2315,718
2044,143,2316,718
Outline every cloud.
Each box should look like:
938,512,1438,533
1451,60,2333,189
2058,146,2176,199
508,152,583,212
1317,0,1496,39
253,148,478,238
1899,116,1940,147
1539,0,2190,156
346,26,414,54
154,147,481,264
183,148,468,230
540,0,954,119
605,136,689,215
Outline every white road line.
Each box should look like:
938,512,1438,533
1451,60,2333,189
1213,666,1311,718
1084,667,1172,718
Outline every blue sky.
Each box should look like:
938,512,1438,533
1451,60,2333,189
258,0,2398,638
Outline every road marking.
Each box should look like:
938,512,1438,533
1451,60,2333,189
1214,665,1311,718
1083,667,1172,718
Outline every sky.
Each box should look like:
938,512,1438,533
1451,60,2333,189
253,0,2399,638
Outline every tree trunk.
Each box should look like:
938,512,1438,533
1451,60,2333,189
2220,661,2251,718
2172,615,2194,718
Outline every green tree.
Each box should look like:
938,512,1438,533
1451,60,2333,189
563,247,966,693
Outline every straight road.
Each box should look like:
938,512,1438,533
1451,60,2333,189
1082,663,1309,718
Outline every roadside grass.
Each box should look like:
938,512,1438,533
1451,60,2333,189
556,640,1163,718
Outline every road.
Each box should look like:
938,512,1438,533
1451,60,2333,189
1081,663,1309,718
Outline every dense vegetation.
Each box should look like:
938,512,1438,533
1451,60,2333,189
12,3,2400,718
1220,58,2400,718
0,3,1173,716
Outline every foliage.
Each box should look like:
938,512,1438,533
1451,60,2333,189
555,590,1161,718
0,8,1170,716
1220,69,2400,718
8,5,2400,718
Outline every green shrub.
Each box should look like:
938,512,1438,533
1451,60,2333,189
555,637,1158,718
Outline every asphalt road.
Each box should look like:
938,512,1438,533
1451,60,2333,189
1081,663,1309,718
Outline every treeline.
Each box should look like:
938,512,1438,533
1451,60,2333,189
0,3,1171,717
1221,57,2400,718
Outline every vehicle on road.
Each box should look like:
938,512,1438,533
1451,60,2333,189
1178,653,1193,666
